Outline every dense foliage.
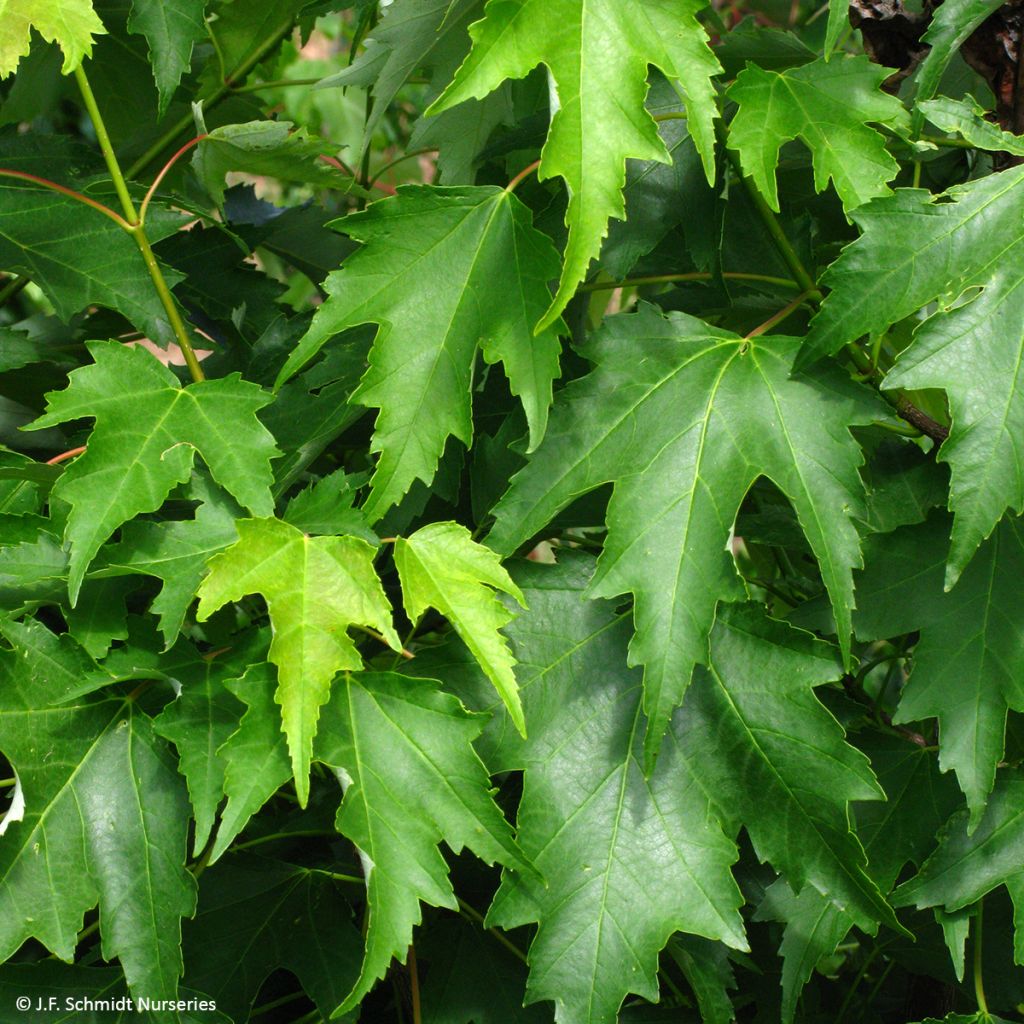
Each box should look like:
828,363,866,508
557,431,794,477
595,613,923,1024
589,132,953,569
1,0,1024,1021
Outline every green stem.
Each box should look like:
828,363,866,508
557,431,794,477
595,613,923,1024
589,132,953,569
0,777,14,787
130,227,206,382
835,945,880,1024
230,828,337,852
579,271,800,293
745,290,814,339
369,147,438,188
457,897,529,964
126,19,297,180
250,990,308,1018
229,75,323,95
505,159,542,194
74,64,206,383
0,275,29,307
974,899,990,1016
716,121,821,298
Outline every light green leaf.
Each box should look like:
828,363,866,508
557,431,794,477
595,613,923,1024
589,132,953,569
25,341,279,602
477,557,746,1024
316,671,528,1013
127,0,207,115
195,517,400,806
854,513,1024,826
0,619,196,1002
277,186,563,521
919,94,1024,156
489,306,882,767
182,855,363,1021
727,56,908,213
430,0,721,329
0,0,105,77
801,165,1024,583
678,605,900,935
396,521,526,735
192,119,356,206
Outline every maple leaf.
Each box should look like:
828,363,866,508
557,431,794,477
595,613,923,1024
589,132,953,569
0,618,196,1002
316,671,529,1013
0,0,105,77
680,606,900,934
489,306,884,766
0,136,187,346
207,663,292,863
854,513,1024,826
25,341,279,602
127,0,206,114
195,517,400,807
427,556,746,1024
800,165,1024,583
726,56,908,213
430,0,721,329
894,771,1024,955
395,521,527,735
183,855,363,1021
192,119,357,206
758,736,959,1021
276,186,563,521
919,95,1024,156
97,478,241,648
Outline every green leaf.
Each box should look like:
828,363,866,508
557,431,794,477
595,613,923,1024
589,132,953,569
894,772,1024,936
395,521,527,735
854,513,1024,825
419,915,550,1024
192,119,356,207
758,735,960,1021
680,605,899,934
25,341,279,602
283,469,376,542
0,619,196,1001
913,0,1006,112
0,136,186,345
195,517,400,806
65,576,135,658
726,56,908,213
196,0,313,98
489,307,882,766
182,855,363,1021
667,937,736,1024
919,95,1024,156
277,186,563,521
207,662,291,862
318,0,482,145
315,671,528,1013
97,479,241,647
801,165,1024,582
478,556,746,1024
431,0,721,329
0,0,105,77
127,0,207,115
153,648,251,855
